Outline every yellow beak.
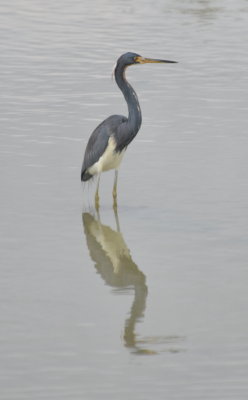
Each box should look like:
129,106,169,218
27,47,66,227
135,56,177,64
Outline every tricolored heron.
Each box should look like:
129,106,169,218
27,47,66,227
81,52,177,208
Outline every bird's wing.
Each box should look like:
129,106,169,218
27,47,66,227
81,115,127,180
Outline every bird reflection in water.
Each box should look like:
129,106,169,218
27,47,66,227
82,208,185,355
82,208,154,355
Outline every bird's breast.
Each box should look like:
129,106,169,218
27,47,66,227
88,136,125,175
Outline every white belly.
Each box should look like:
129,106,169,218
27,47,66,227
88,136,125,175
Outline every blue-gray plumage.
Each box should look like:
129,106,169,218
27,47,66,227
81,52,177,208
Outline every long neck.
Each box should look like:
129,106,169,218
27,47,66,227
115,63,142,135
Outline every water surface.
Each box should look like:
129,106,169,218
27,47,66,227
1,0,248,399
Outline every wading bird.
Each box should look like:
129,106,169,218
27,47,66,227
81,52,177,208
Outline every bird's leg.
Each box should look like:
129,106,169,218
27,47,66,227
112,169,118,209
95,174,101,210
113,206,121,232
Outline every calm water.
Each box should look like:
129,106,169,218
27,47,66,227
1,0,248,398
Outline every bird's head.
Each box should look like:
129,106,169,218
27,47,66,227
116,52,177,68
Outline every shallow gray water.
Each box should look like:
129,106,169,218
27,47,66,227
1,0,248,398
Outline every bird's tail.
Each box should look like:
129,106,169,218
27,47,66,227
81,169,93,182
